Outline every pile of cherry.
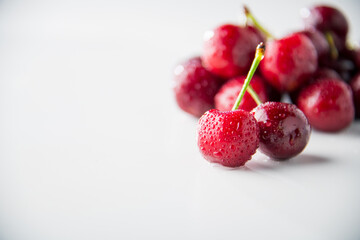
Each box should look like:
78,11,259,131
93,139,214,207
173,5,360,167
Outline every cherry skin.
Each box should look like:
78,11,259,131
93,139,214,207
353,49,360,70
197,109,259,167
302,5,349,40
290,67,341,104
260,33,318,93
312,67,342,81
251,102,311,160
202,24,264,78
350,73,360,119
297,78,355,132
214,75,268,112
173,57,223,117
297,28,329,64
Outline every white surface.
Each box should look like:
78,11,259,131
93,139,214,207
0,0,360,239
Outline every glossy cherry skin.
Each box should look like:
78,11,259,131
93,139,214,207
173,57,223,117
350,73,360,119
202,24,264,78
214,75,268,111
260,33,318,93
297,78,354,132
302,5,349,39
197,109,259,167
251,102,311,160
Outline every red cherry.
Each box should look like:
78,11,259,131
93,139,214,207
202,24,264,78
302,5,349,40
251,102,311,160
260,33,318,93
297,28,329,63
214,75,268,111
297,78,354,132
289,67,341,104
197,109,259,167
350,73,360,119
173,57,222,117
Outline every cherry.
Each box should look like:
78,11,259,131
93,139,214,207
202,24,264,78
301,5,349,40
197,43,265,167
260,33,318,93
350,73,360,119
214,74,268,112
297,78,354,132
312,67,342,81
353,49,360,70
321,55,356,82
289,67,341,104
197,109,259,167
297,29,329,64
173,57,223,117
251,102,311,160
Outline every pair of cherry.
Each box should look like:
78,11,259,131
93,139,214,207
197,43,311,167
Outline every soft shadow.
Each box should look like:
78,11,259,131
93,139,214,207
246,153,330,171
288,153,330,166
341,122,360,136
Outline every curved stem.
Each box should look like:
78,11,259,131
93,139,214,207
243,5,274,40
325,31,338,60
247,85,262,105
232,42,265,111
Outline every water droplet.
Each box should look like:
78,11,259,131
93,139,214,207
289,135,295,146
213,151,223,157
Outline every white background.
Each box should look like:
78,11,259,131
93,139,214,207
0,0,360,239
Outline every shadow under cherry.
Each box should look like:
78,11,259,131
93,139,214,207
245,153,330,171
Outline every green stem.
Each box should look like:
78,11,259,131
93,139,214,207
232,42,265,111
247,85,262,105
243,6,274,40
325,31,338,60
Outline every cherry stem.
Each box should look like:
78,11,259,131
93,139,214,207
232,42,265,111
243,5,274,39
247,85,262,105
325,31,338,60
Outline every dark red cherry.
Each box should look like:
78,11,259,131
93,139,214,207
350,73,360,119
173,57,223,117
297,28,329,63
321,56,356,82
297,78,354,132
251,102,311,160
202,24,264,78
214,75,268,111
260,33,318,93
313,67,342,80
302,5,349,39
